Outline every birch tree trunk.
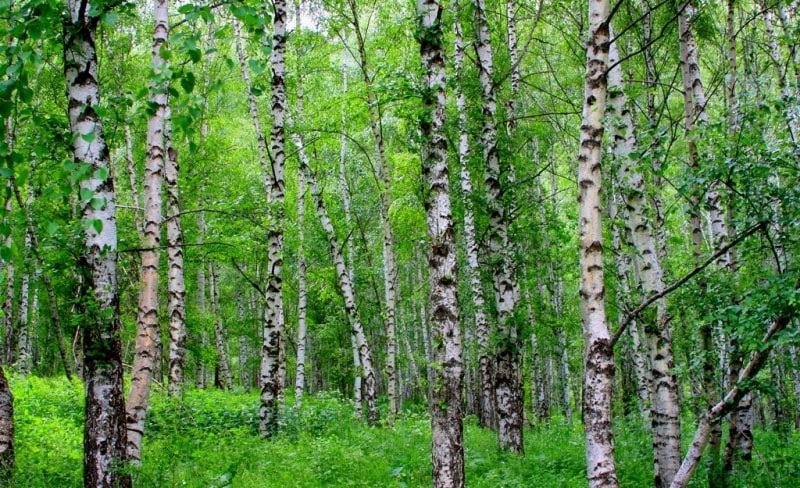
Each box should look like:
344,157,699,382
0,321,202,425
346,0,399,420
761,1,800,144
2,185,14,366
126,0,168,463
418,0,464,485
196,206,207,390
608,32,680,487
474,0,523,452
260,0,288,437
335,47,363,414
64,0,129,483
577,0,618,485
164,116,187,396
454,12,494,430
295,122,379,425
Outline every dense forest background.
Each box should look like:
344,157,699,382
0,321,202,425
1,0,800,486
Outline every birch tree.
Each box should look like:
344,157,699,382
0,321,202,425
577,0,618,485
64,0,129,483
417,0,464,485
126,0,168,462
0,365,12,481
260,0,288,437
474,0,523,452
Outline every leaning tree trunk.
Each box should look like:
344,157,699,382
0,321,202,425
347,0,399,420
608,32,680,486
295,121,379,426
454,11,494,430
474,0,523,453
64,0,129,484
577,0,618,486
418,0,465,485
260,0,288,437
126,0,168,463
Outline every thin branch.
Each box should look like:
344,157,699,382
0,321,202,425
231,259,265,296
611,221,766,346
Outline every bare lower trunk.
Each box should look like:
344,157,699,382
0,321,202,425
209,263,233,390
64,1,129,483
578,0,618,485
3,187,14,367
418,0,465,485
294,165,308,408
296,122,378,425
260,0,288,437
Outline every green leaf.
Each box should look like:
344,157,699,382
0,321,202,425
0,167,13,178
80,131,96,143
80,187,94,201
92,167,108,181
45,221,59,236
180,72,195,93
0,246,10,263
92,219,103,234
90,196,106,210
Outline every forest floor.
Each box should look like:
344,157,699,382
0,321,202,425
10,375,799,487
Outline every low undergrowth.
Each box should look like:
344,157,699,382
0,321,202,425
9,375,799,487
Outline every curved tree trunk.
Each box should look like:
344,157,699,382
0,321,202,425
64,0,129,483
577,0,618,485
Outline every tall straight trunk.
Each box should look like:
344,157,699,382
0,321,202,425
126,0,168,463
64,0,129,484
17,229,32,375
0,365,12,481
577,0,618,486
164,118,187,396
418,0,465,484
295,125,379,425
260,0,288,437
196,207,207,389
291,30,309,406
336,46,363,413
417,260,434,403
209,262,233,390
474,0,523,452
454,12,494,430
237,291,251,391
608,33,679,486
346,0,399,420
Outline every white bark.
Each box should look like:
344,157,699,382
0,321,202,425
454,15,494,430
260,0,288,437
346,0,399,420
474,0,523,452
126,0,168,463
418,1,465,485
295,124,379,425
608,34,680,486
209,262,233,390
64,0,129,483
578,0,618,485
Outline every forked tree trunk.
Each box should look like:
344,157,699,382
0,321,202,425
418,0,465,485
474,0,523,452
64,0,129,484
260,0,288,437
577,0,618,486
454,12,494,430
126,0,168,463
295,123,379,426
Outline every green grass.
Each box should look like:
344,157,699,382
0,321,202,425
9,375,800,487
